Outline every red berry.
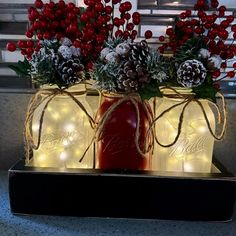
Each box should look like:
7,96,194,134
119,4,126,13
107,24,113,30
231,24,236,32
49,1,55,8
220,20,229,28
80,13,89,22
114,17,120,26
123,1,132,11
219,5,226,12
227,71,235,78
43,32,51,39
56,32,63,40
34,0,43,9
95,3,103,12
58,0,65,8
218,30,228,40
27,40,34,48
227,15,234,23
132,12,140,19
67,2,75,10
86,61,94,70
37,33,43,40
145,30,153,39
115,30,123,38
105,5,113,14
185,10,191,17
211,1,218,8
221,62,227,68
133,18,140,25
212,70,221,78
112,0,121,4
123,13,131,20
166,27,174,36
131,30,137,36
159,36,165,42
233,63,236,68
6,42,16,52
126,23,134,31
123,30,130,39
26,31,33,38
73,40,80,48
17,40,27,48
26,47,34,55
179,12,186,19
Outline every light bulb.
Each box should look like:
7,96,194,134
184,163,193,172
60,152,67,161
32,123,40,132
65,123,75,132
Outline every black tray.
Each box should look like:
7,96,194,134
8,159,236,221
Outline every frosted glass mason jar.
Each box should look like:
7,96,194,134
26,84,94,169
153,88,216,173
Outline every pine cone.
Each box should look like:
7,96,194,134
57,58,84,85
117,60,149,92
177,59,207,88
129,40,149,65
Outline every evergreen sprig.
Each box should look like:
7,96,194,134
175,37,207,64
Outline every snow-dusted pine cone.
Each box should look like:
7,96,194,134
129,40,149,65
117,60,149,92
57,59,84,85
177,59,207,87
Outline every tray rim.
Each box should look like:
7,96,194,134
8,159,236,181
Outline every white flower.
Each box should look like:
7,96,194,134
207,55,222,71
58,45,72,59
61,38,72,46
70,46,81,57
100,47,112,60
115,43,130,57
198,48,210,59
105,52,120,64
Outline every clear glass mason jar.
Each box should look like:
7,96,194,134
153,87,216,173
26,84,94,169
95,92,153,170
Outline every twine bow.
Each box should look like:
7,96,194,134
148,86,227,148
79,93,154,162
24,87,95,163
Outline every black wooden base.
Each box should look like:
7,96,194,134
8,160,236,221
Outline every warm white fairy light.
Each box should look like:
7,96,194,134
60,151,68,161
65,123,75,132
27,85,94,169
153,91,216,173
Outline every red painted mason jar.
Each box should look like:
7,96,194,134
95,92,153,170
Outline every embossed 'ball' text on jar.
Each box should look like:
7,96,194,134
152,87,217,173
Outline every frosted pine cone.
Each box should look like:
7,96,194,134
100,47,112,60
105,52,120,64
117,75,139,92
207,55,222,72
198,48,210,59
117,60,149,92
177,59,207,87
115,43,131,57
57,59,84,85
129,40,149,65
58,45,73,59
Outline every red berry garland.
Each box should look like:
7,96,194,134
157,0,236,79
7,0,141,68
